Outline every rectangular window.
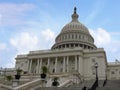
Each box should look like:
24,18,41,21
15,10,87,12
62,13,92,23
92,59,95,62
60,68,63,72
61,61,63,64
111,71,115,74
53,61,55,65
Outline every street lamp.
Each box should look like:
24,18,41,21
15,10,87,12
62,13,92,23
0,67,2,75
94,62,98,87
4,68,7,80
94,62,98,80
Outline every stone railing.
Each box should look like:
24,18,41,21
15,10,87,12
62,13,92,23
69,71,83,83
58,80,74,87
14,79,42,90
108,62,120,65
0,84,13,90
29,49,51,54
0,79,41,90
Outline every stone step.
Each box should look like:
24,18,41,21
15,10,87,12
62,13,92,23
34,87,83,90
96,87,120,90
96,80,120,90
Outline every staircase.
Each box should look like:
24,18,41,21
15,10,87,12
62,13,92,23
34,80,96,90
96,80,120,90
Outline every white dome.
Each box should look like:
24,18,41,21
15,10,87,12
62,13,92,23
51,7,97,50
61,19,90,34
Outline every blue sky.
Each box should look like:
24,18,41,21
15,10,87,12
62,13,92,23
0,0,120,68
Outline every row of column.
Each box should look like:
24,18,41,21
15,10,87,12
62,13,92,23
27,56,83,74
54,43,94,50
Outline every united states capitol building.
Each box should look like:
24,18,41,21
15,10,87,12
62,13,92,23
1,7,120,90
15,6,120,83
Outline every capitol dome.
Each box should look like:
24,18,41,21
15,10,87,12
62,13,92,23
51,7,97,50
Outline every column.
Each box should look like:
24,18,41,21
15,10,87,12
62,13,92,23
36,59,40,74
75,56,78,71
67,56,69,72
27,60,29,72
63,56,65,72
47,58,50,68
39,58,42,73
55,57,58,73
78,56,83,75
65,44,66,48
29,59,32,73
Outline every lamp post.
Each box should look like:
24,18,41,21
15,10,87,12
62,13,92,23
95,63,98,80
0,67,2,75
94,62,98,87
4,68,7,80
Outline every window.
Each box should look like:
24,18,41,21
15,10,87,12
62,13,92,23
92,59,95,62
21,63,23,67
60,68,63,72
76,34,77,39
61,61,63,64
72,67,74,70
111,71,115,74
107,69,110,72
71,60,74,63
93,72,95,75
59,37,61,41
65,35,67,40
62,36,64,40
72,34,74,39
53,69,55,73
68,34,70,39
53,61,55,65
79,35,81,39
82,35,84,39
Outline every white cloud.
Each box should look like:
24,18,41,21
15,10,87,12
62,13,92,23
85,0,106,24
0,43,6,51
10,29,56,54
4,61,15,68
0,3,35,26
41,29,55,41
89,28,111,46
89,28,120,61
10,32,39,54
8,29,56,68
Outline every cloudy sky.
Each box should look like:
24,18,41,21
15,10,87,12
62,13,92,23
0,0,120,68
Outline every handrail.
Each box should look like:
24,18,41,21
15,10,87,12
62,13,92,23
89,79,98,90
103,79,107,87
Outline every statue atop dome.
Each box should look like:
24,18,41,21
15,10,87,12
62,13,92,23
74,7,77,14
72,7,79,22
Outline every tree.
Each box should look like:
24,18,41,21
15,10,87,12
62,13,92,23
41,66,48,79
6,75,13,81
52,77,59,86
16,68,22,75
15,68,22,80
